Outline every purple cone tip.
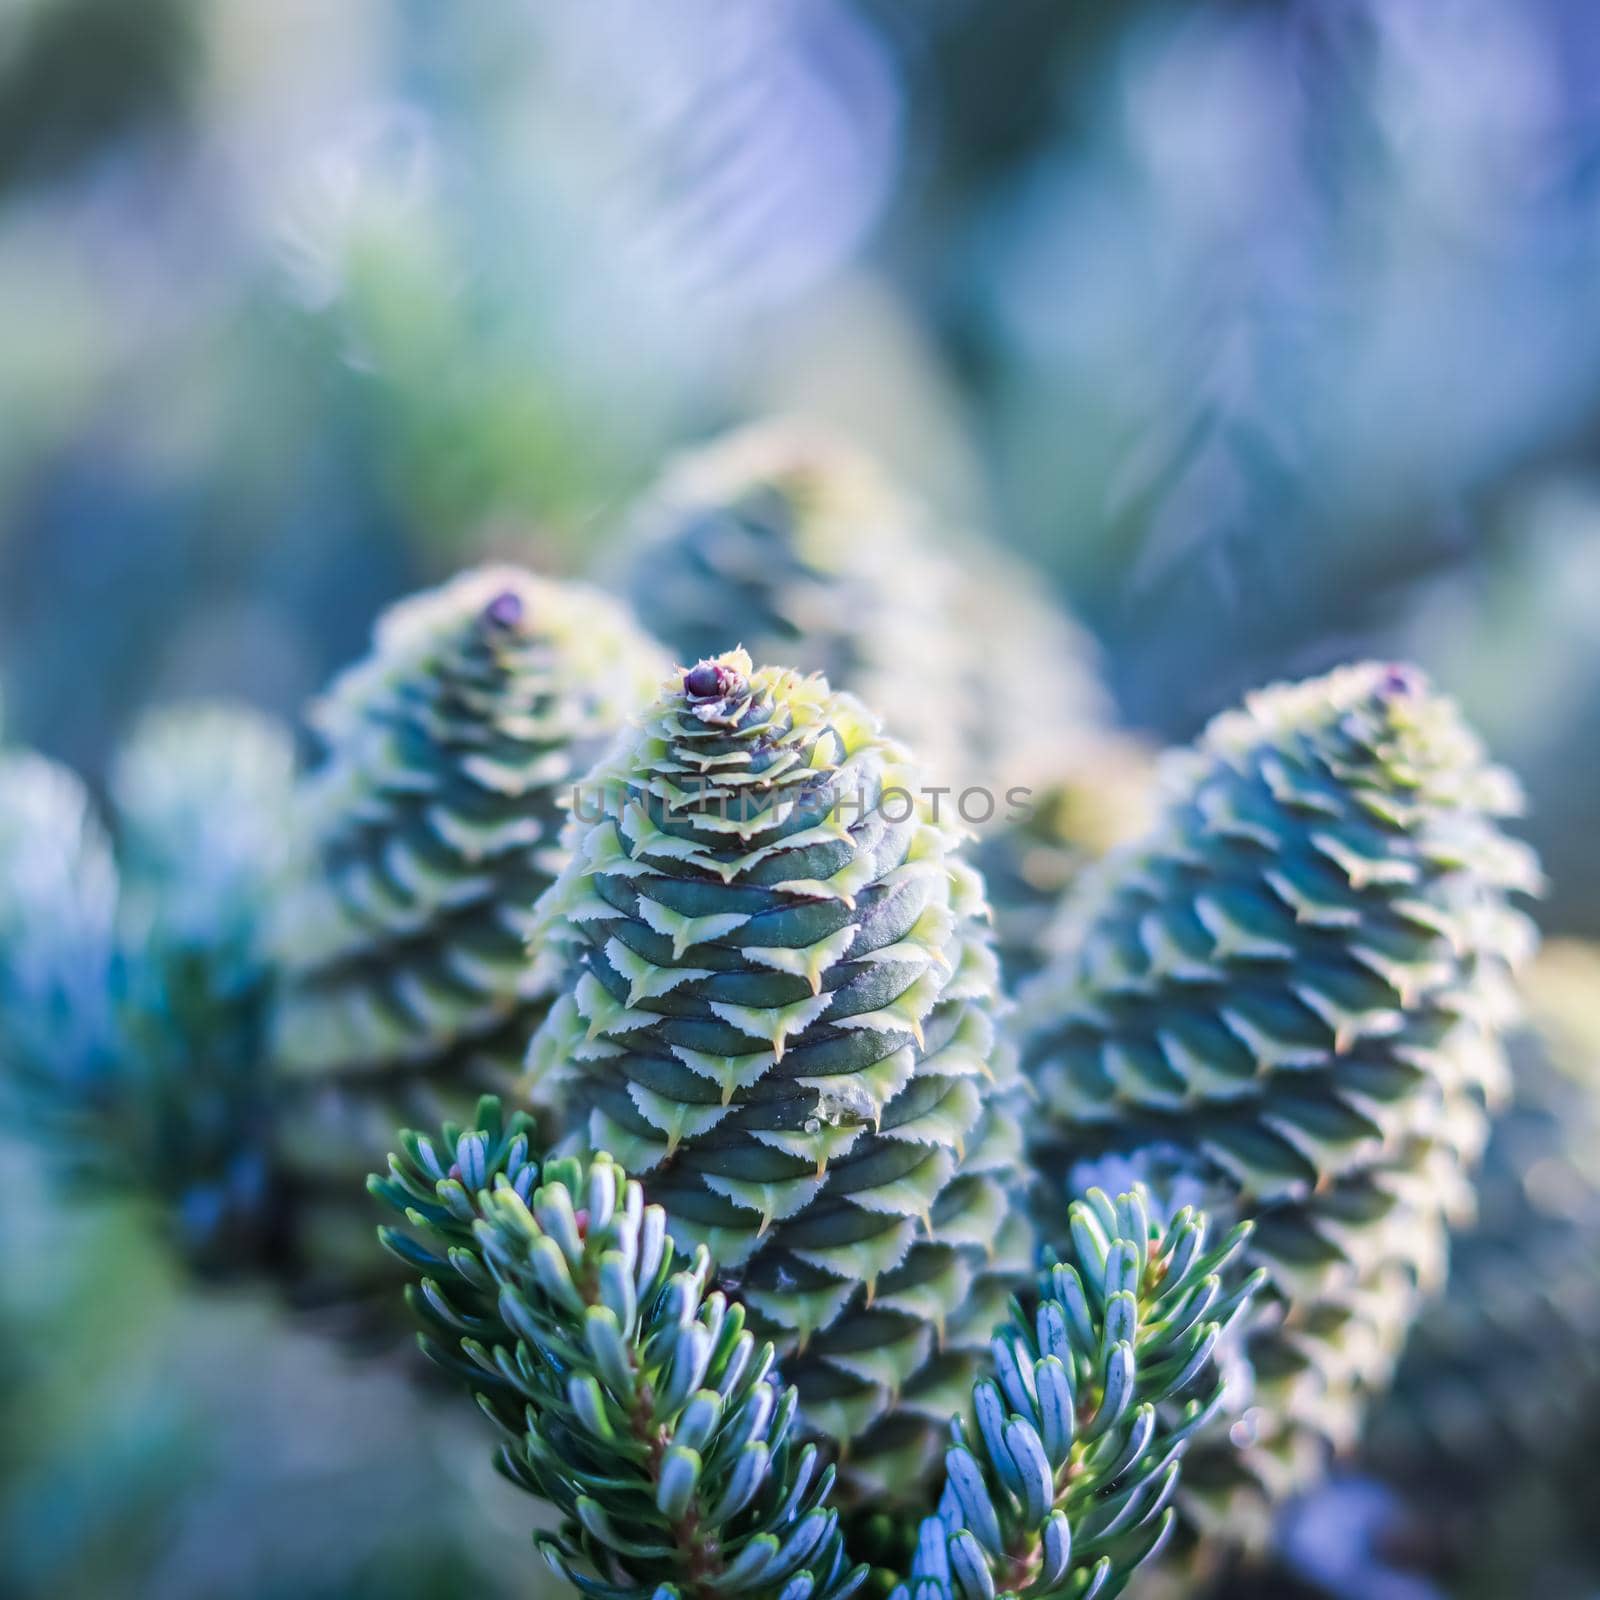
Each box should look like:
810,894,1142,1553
684,660,737,701
1377,663,1422,699
483,590,524,629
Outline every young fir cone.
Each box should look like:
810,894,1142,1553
1014,663,1540,1543
528,648,1034,1499
613,421,1114,803
272,566,664,1299
1271,950,1600,1600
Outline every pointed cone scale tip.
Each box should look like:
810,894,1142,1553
683,659,739,701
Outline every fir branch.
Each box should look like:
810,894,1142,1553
895,1188,1262,1600
108,701,299,1268
373,1097,869,1600
0,703,297,1272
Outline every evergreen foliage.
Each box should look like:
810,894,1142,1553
0,742,117,1109
374,1100,1258,1600
0,702,297,1269
894,1188,1262,1600
372,1099,870,1600
109,702,301,1267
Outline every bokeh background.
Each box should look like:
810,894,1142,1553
4,1,1600,1596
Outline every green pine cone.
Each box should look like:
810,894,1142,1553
530,648,1033,1497
272,565,665,1296
1014,662,1540,1538
613,421,1113,800
1368,940,1600,1485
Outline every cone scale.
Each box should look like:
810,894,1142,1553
531,648,1033,1496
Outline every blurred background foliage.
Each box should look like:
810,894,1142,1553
3,0,1600,1596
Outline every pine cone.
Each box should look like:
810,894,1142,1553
272,565,665,1300
613,421,1113,802
530,648,1033,1499
1015,662,1540,1540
